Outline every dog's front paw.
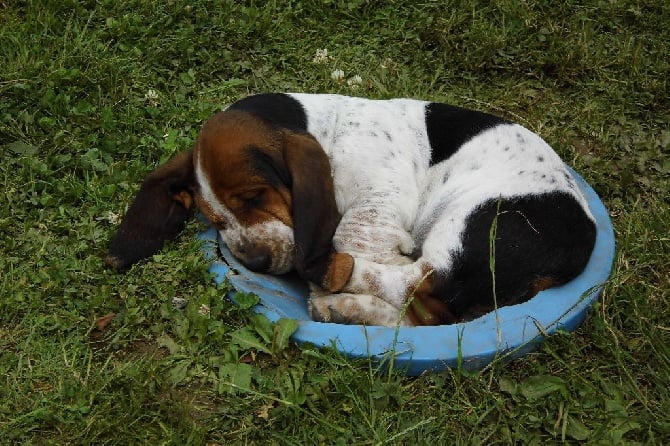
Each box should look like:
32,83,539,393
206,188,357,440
308,297,353,324
309,293,413,327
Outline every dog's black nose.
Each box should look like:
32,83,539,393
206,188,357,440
243,252,271,272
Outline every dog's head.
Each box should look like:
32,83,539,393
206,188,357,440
106,109,353,292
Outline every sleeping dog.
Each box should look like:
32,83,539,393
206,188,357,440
106,93,596,326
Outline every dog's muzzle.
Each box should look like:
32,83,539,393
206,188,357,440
239,245,272,272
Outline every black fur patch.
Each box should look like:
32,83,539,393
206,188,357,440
425,103,509,165
431,192,596,317
228,93,308,132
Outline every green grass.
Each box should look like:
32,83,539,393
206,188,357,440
1,0,668,443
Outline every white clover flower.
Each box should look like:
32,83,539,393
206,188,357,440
144,89,159,106
347,75,363,88
312,48,330,64
198,304,210,316
331,69,345,82
104,211,121,225
380,58,394,69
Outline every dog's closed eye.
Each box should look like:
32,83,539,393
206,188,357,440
235,189,265,209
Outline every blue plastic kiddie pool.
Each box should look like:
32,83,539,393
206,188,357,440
200,167,615,375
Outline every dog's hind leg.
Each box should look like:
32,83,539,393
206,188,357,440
339,257,458,325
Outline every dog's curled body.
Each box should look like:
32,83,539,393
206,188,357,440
107,93,596,327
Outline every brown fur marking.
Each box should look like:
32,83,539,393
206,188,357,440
323,252,355,292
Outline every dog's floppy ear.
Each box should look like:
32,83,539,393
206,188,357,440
106,149,196,270
281,131,354,292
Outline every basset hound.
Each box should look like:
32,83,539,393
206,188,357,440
106,93,596,327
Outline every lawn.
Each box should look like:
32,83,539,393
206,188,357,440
1,0,668,443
